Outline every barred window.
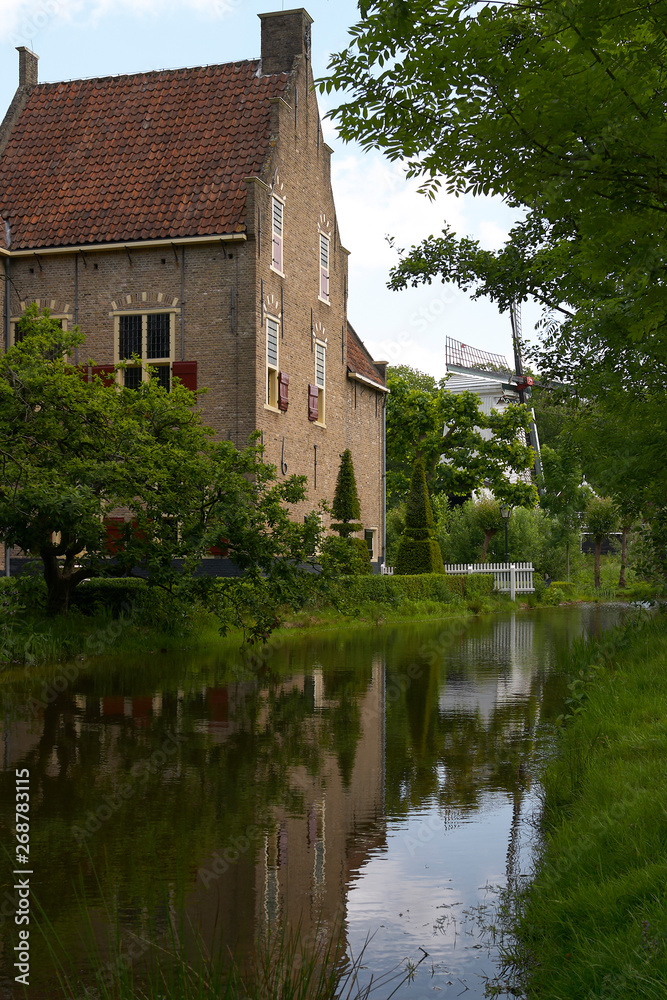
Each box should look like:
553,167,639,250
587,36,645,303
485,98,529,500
315,341,325,389
266,317,280,407
124,366,142,391
319,233,330,301
119,314,142,359
12,315,65,345
152,365,171,392
115,311,174,389
147,313,171,359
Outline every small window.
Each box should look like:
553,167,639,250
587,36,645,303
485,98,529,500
271,197,284,273
124,366,142,391
266,317,280,407
11,314,66,345
319,234,330,302
314,341,326,423
151,365,171,392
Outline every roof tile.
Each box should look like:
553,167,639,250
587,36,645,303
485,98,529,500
0,60,289,250
347,323,385,388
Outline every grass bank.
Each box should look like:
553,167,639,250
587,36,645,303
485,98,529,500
498,610,667,999
1,559,662,670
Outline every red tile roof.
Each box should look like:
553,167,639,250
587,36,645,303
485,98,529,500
0,61,290,250
347,322,385,388
0,217,7,250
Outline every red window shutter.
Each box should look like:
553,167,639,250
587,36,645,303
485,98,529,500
308,383,319,421
65,364,89,382
172,361,197,391
278,372,289,411
104,517,125,555
208,538,229,557
92,364,116,386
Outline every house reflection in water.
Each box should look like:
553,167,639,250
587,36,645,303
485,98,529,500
182,658,386,964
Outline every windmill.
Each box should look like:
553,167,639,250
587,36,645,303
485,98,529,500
444,305,544,490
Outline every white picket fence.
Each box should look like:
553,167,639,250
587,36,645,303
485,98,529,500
443,561,535,598
380,560,534,598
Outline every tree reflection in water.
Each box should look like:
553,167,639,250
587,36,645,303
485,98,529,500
0,604,630,996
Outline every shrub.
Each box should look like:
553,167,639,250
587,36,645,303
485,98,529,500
324,573,478,610
396,460,444,574
463,574,495,599
330,449,362,537
320,535,371,576
386,504,405,567
69,578,148,616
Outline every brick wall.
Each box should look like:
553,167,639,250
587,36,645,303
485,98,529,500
0,12,386,566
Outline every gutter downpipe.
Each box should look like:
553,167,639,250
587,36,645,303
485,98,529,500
3,223,10,578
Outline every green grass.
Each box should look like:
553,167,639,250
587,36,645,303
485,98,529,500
1,556,662,670
33,876,426,1000
496,611,667,999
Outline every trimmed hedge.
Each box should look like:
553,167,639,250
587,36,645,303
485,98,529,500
70,578,148,616
396,538,445,576
329,572,486,607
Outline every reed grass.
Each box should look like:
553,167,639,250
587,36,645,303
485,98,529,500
31,864,426,1000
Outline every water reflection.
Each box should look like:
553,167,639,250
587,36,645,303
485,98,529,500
0,604,632,997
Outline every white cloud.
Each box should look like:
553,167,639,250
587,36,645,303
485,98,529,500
0,0,237,43
332,150,466,273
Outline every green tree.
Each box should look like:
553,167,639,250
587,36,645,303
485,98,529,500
331,448,362,536
472,497,503,564
396,458,445,574
0,309,322,630
322,448,371,576
539,444,588,581
585,496,619,590
320,1,667,515
386,365,538,509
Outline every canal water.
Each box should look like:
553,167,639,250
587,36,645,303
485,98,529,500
0,604,633,998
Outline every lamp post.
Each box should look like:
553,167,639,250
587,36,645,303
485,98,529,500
500,505,511,563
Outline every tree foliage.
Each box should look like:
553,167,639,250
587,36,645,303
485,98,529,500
0,309,322,634
585,495,619,590
386,365,538,509
320,1,667,521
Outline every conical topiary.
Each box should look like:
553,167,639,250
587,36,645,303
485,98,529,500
396,458,445,574
331,449,362,537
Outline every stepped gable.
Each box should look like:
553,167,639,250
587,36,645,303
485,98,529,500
346,322,385,387
0,60,290,250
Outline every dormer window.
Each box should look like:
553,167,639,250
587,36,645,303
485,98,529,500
271,197,284,273
319,233,330,303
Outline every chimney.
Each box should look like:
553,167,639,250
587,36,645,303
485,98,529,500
258,9,313,76
17,47,39,89
374,361,389,383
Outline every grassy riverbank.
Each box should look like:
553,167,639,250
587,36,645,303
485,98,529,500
1,558,662,669
500,611,667,999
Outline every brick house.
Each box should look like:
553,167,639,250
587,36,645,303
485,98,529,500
0,9,388,570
